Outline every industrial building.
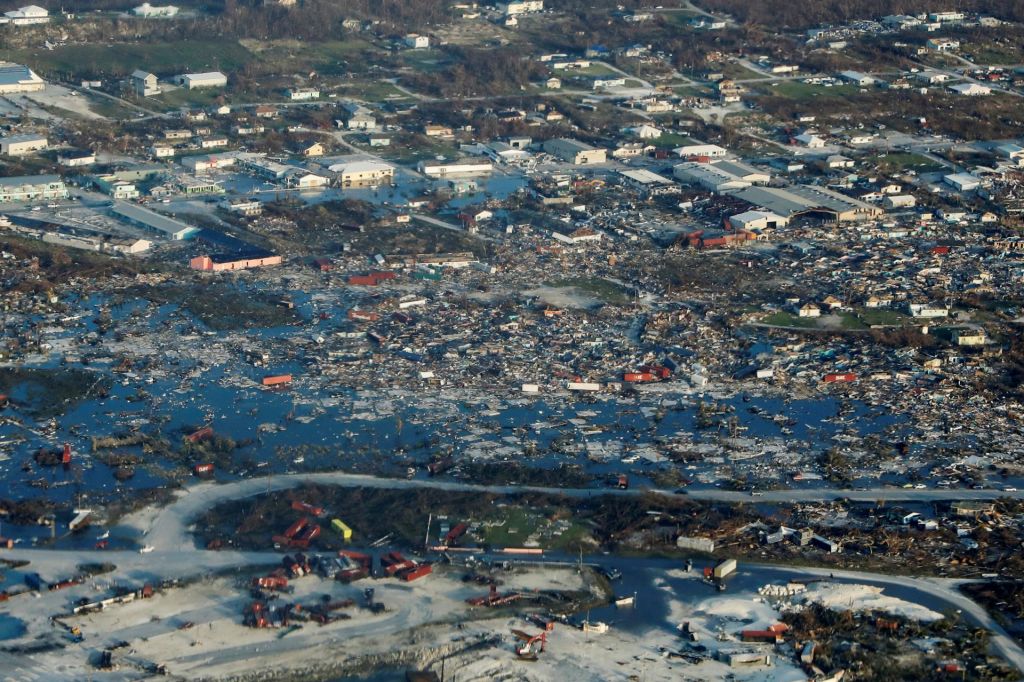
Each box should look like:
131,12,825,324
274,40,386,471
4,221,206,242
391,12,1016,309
728,210,789,231
181,152,240,173
110,203,199,240
327,160,395,187
673,143,727,159
0,175,67,203
674,162,751,192
190,252,282,271
542,138,607,165
180,71,227,89
2,5,48,25
619,169,677,196
0,62,44,94
418,161,493,177
730,184,883,222
0,133,47,156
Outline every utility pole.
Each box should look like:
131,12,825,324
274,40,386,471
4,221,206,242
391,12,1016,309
424,512,432,549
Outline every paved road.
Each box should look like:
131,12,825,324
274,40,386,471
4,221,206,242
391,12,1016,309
107,471,1023,554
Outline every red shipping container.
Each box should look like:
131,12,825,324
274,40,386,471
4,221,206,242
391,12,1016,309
823,373,856,383
401,564,433,581
624,372,656,383
348,275,379,286
194,463,214,475
262,374,292,387
283,518,308,539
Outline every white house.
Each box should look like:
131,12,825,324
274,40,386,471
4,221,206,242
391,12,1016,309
626,124,661,139
404,34,430,49
794,132,826,148
927,38,959,52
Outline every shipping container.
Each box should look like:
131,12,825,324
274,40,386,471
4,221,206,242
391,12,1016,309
194,463,214,476
262,374,292,387
444,523,468,545
823,373,856,383
566,381,601,391
291,500,324,516
348,275,380,286
331,519,353,541
401,564,433,581
713,558,737,579
624,372,656,383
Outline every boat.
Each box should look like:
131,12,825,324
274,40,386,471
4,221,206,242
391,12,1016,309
614,595,635,607
582,620,609,634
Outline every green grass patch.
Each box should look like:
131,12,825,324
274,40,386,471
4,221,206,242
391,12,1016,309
719,61,767,80
399,48,451,73
760,80,861,101
240,38,374,76
148,87,225,112
651,131,696,149
378,135,460,164
838,312,868,330
545,276,631,304
867,152,946,174
553,62,620,77
856,308,908,326
2,41,253,80
82,92,141,120
964,43,1021,65
337,80,411,101
761,311,819,328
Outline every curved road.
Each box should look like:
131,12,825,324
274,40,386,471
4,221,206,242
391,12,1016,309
117,471,1024,554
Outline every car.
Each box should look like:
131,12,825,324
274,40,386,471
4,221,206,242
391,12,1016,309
1005,487,1018,492
139,545,155,554
914,483,926,489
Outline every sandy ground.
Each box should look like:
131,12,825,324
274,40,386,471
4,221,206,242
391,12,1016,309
796,582,943,622
31,563,595,680
10,84,105,120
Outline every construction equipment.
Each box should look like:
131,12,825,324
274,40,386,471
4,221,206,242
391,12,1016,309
512,629,547,660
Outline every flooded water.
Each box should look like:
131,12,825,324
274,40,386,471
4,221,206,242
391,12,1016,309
1,280,920,548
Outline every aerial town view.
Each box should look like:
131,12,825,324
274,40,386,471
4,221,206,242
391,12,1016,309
3,0,1024,679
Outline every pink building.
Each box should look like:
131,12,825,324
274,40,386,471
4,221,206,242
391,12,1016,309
189,254,282,271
